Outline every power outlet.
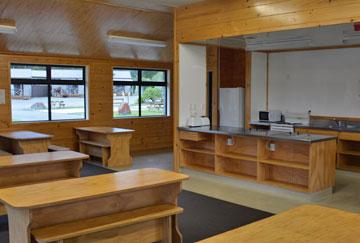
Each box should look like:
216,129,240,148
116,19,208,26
268,143,276,152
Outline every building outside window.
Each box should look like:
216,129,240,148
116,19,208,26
10,64,87,122
113,68,169,118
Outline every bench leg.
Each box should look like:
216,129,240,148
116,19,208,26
171,215,182,243
79,143,86,154
101,148,110,167
161,216,172,243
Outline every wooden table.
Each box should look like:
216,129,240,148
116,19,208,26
0,168,188,243
199,205,360,243
0,151,89,215
0,131,53,154
75,126,134,167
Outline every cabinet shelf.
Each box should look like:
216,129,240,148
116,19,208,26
338,150,360,157
181,164,215,173
216,152,257,162
259,159,309,170
181,147,215,155
216,170,256,181
260,179,309,192
337,164,360,173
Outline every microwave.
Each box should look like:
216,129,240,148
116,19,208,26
259,110,282,122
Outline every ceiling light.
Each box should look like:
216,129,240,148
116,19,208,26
108,34,167,48
0,23,16,34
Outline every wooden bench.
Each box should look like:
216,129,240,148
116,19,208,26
79,140,110,165
0,151,89,216
75,127,134,167
0,131,53,154
0,168,188,243
32,204,183,243
0,149,12,156
48,144,70,152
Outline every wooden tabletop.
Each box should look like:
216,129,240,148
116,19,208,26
0,168,189,209
0,131,53,140
75,127,134,134
198,205,360,243
0,151,89,168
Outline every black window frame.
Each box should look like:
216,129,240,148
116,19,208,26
10,63,87,122
113,68,168,118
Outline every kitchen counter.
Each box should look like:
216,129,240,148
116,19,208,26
296,123,360,133
178,126,337,193
178,126,336,143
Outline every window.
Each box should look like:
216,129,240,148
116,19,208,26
113,68,168,118
11,64,86,122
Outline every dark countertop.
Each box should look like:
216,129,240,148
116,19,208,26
178,126,337,143
251,120,360,133
295,124,360,133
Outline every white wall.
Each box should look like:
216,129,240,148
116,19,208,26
251,48,360,119
179,44,207,126
250,52,267,121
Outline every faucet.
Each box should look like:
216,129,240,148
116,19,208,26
335,120,344,128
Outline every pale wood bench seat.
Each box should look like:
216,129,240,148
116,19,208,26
80,140,110,148
32,204,183,243
48,145,70,152
0,149,12,156
79,140,111,166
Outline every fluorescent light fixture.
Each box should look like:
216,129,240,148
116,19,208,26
0,23,16,34
246,39,312,51
108,34,167,48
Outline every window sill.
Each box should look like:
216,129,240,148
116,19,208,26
113,115,171,120
12,119,89,125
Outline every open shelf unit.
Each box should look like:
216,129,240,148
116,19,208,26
297,128,360,173
179,131,337,193
338,134,360,172
180,131,215,173
216,155,257,181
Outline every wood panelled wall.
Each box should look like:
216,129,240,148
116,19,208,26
219,47,245,88
0,54,173,153
173,0,360,170
175,0,360,42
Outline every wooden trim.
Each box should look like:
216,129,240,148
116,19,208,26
173,11,180,172
266,53,269,111
245,51,252,129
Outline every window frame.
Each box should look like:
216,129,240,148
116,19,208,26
113,68,168,118
10,63,87,122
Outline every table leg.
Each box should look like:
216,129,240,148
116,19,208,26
106,133,132,167
6,207,31,243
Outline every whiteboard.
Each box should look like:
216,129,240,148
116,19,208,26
268,48,360,118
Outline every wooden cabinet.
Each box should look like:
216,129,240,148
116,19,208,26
180,132,336,193
296,128,360,172
338,132,360,172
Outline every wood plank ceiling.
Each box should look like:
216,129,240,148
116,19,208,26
0,0,173,61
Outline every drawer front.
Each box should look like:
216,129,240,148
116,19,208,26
339,132,360,141
179,131,207,141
